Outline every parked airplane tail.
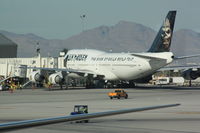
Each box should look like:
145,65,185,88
148,11,176,52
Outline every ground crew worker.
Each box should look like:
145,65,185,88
80,106,88,113
9,84,13,93
0,84,2,91
19,84,22,90
47,81,52,90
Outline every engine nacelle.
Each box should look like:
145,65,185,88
48,72,64,84
67,73,82,78
29,71,44,83
182,69,200,80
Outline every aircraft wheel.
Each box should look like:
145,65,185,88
129,81,135,88
84,120,89,123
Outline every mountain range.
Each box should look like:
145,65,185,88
1,21,200,64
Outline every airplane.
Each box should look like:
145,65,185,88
0,103,180,131
29,10,200,89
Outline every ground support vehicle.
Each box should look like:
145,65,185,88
108,89,128,99
70,105,89,123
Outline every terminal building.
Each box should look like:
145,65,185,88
0,33,65,78
0,54,65,78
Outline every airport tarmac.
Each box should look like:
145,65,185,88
0,87,200,133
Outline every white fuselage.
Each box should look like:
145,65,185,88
65,49,173,80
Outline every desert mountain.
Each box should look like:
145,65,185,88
1,21,200,65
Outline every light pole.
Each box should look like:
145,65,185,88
36,42,40,57
80,14,86,32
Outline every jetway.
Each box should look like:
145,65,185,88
0,64,27,78
0,56,65,78
0,64,28,90
0,51,67,90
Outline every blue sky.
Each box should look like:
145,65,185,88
0,0,200,39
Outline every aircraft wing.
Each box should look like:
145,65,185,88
158,53,200,71
28,66,104,78
0,103,180,131
174,54,200,60
158,65,200,71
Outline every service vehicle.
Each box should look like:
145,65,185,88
70,105,89,123
108,89,128,99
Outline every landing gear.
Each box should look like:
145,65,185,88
85,77,105,89
189,79,192,87
119,80,135,88
105,80,135,88
105,81,114,88
94,80,105,88
85,78,135,89
128,80,135,88
86,78,94,89
59,83,63,90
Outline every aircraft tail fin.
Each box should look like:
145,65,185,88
148,11,176,52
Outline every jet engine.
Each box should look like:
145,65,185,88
182,69,200,80
48,73,63,84
48,71,67,85
29,70,44,83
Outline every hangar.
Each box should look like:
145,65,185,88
0,33,17,58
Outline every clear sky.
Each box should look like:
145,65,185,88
0,0,200,39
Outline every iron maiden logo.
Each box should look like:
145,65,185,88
66,54,88,61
